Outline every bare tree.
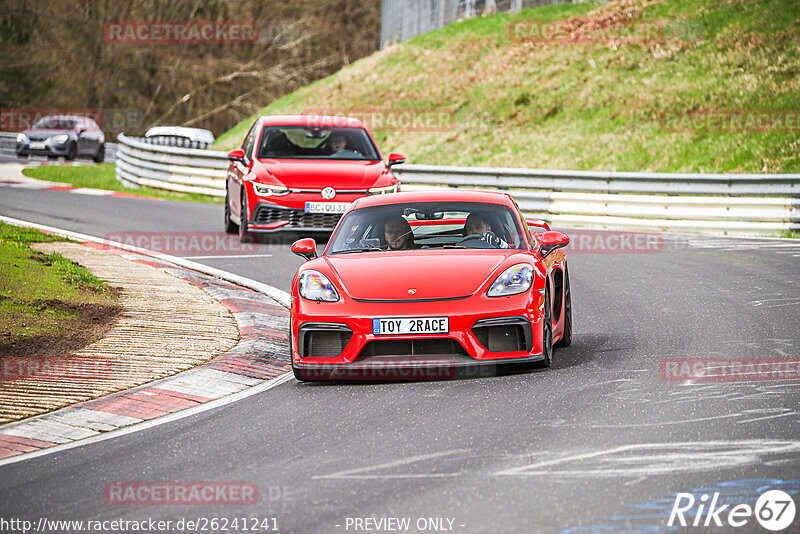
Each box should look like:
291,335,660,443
0,0,380,138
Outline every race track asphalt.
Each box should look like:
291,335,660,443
1,185,799,533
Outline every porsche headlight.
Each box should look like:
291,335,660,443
17,133,27,143
50,134,69,144
298,270,340,302
368,183,398,195
487,264,534,297
253,183,289,196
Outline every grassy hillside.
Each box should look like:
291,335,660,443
214,0,800,174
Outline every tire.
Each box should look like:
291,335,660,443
66,143,76,161
93,144,105,163
534,283,553,368
224,190,238,233
555,265,572,347
291,361,308,382
239,191,254,243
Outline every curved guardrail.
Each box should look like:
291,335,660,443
114,133,800,235
116,133,228,197
394,165,800,235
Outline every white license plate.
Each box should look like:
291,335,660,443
305,202,350,214
29,141,46,150
372,317,449,335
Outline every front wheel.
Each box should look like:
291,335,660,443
534,284,553,368
224,190,238,233
93,144,105,163
291,363,307,382
239,191,254,243
555,265,572,347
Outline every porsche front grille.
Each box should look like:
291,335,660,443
357,338,469,359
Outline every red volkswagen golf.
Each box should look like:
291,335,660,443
224,115,405,241
289,190,572,382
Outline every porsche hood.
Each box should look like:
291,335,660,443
323,251,512,301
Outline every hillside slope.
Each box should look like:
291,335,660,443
214,0,800,174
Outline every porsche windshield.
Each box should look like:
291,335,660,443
256,126,379,160
328,202,527,254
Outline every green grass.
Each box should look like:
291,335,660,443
213,0,800,174
0,223,116,344
21,164,223,203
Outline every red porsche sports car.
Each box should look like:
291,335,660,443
289,190,572,381
224,115,405,241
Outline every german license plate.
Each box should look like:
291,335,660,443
29,141,46,150
372,317,449,335
305,202,350,214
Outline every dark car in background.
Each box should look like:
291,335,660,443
16,115,105,162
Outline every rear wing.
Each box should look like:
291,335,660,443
526,218,551,232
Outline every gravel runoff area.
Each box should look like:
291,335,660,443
0,240,291,458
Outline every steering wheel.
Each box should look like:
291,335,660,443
456,233,484,246
332,149,363,158
456,232,501,248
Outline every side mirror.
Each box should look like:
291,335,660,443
78,128,86,136
526,218,551,232
538,231,569,258
227,148,249,165
291,238,317,261
387,153,406,167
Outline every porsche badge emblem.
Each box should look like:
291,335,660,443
408,289,417,295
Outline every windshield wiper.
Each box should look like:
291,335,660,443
331,248,384,255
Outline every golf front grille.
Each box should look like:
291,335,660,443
253,206,341,229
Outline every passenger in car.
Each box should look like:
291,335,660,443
264,131,295,157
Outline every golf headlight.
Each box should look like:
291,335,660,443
487,264,534,297
298,270,340,302
50,134,69,144
253,183,289,196
368,183,398,195
17,133,27,143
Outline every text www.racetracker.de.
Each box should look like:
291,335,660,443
0,517,280,533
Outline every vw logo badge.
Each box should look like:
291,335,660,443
322,187,336,200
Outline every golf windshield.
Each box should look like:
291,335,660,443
256,126,379,160
328,202,527,253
